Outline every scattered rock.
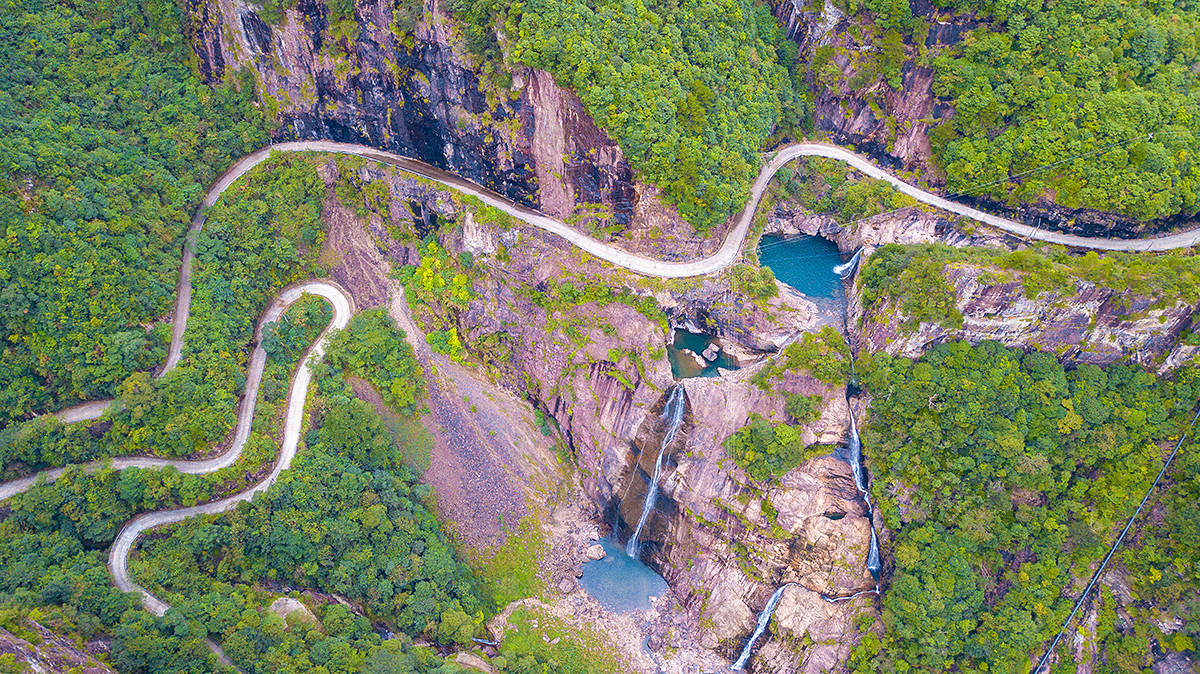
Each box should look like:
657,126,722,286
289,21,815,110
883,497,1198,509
269,597,319,629
586,543,607,560
453,652,495,673
701,343,720,361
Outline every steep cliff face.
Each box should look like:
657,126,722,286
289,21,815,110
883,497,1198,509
648,374,876,669
768,0,972,174
187,0,707,254
851,261,1199,369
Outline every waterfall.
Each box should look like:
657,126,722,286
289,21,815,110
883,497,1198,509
866,526,881,579
832,248,863,277
847,409,866,493
731,584,795,670
626,386,686,559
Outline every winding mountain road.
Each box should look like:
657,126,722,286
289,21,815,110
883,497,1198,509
3,137,1195,628
109,281,352,616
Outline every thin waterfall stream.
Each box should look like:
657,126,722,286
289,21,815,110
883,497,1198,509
823,394,882,603
729,244,881,669
832,247,863,277
578,386,684,612
627,385,686,559
730,583,796,670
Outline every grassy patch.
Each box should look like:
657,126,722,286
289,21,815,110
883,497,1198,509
492,607,622,673
470,517,547,607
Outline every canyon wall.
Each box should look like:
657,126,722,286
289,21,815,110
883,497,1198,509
186,0,710,255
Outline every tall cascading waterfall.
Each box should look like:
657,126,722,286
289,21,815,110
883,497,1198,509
832,247,864,277
824,401,882,603
626,385,686,559
730,583,796,671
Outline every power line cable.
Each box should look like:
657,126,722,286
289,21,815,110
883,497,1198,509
1031,405,1200,674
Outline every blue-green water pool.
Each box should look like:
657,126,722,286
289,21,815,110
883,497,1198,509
578,538,668,612
757,234,847,302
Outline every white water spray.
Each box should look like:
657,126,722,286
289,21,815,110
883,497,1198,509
867,526,881,578
626,386,686,559
731,584,796,670
832,248,863,277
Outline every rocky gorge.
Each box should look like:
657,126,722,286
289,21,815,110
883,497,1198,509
186,0,718,258
166,2,1200,672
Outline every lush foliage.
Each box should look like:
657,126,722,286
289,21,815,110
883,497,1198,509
325,310,424,415
852,341,1200,670
133,382,488,653
398,239,476,362
491,607,620,673
455,0,803,230
730,264,779,300
770,158,917,225
0,0,269,424
0,157,327,474
0,345,476,673
754,325,852,387
858,244,965,330
724,414,822,481
860,242,1200,333
840,0,1200,219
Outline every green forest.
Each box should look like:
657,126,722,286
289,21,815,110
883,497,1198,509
0,0,269,424
1,156,328,477
453,0,805,231
851,341,1200,671
843,0,1200,220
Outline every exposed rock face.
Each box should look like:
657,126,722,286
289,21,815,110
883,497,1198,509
766,203,1008,252
767,0,972,176
650,374,875,668
269,597,319,628
767,0,1178,236
853,261,1199,368
188,0,707,254
0,619,114,673
308,153,877,671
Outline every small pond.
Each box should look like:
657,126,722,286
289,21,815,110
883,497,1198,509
757,234,848,305
578,538,669,613
667,329,739,379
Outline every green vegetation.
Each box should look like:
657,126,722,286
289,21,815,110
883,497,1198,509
753,325,852,387
470,518,547,608
844,0,1200,219
860,243,1200,332
527,277,668,331
0,309,479,672
858,244,965,330
398,239,476,362
325,310,424,415
851,341,1200,671
730,264,780,301
491,607,621,673
769,158,917,225
784,393,822,424
724,414,823,482
0,0,269,425
0,156,328,479
454,0,804,231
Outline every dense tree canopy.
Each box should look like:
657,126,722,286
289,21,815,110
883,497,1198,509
0,156,328,475
852,341,1200,670
845,0,1200,219
0,0,269,423
454,0,804,231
